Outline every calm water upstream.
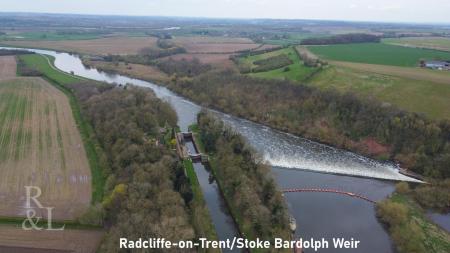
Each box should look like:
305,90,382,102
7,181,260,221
2,47,425,252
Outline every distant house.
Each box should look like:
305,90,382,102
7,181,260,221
421,60,450,70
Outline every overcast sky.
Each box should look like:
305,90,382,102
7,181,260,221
1,0,450,23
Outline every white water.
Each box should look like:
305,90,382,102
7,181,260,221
2,47,420,182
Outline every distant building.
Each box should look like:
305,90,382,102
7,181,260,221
421,60,450,70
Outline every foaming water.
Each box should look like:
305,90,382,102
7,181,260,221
2,46,413,252
217,114,420,182
1,47,418,182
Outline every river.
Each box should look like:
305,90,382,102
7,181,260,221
2,47,423,252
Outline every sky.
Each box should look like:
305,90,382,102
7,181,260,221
1,0,450,23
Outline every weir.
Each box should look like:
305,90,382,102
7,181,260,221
3,46,408,253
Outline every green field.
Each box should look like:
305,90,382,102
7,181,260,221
308,43,450,67
383,37,450,52
238,47,319,82
308,65,450,120
19,54,83,85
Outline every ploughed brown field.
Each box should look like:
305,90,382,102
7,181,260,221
172,36,263,53
161,53,237,68
2,36,158,55
84,59,170,83
0,57,91,221
0,56,17,80
0,225,103,253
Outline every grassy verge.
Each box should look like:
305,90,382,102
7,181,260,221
18,54,106,203
377,193,450,253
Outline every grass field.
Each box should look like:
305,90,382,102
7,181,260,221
308,43,450,67
18,54,105,203
160,53,237,69
0,73,91,220
172,36,257,52
238,47,319,82
383,37,450,52
19,54,82,85
1,36,159,55
308,65,450,120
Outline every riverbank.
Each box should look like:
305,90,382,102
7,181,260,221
377,190,450,253
175,125,221,253
192,114,292,252
76,57,425,182
2,46,427,252
183,158,221,253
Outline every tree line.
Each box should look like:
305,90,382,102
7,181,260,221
68,83,196,252
301,33,380,45
156,57,212,77
0,49,32,56
166,70,449,179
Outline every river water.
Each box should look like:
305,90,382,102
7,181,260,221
3,47,425,252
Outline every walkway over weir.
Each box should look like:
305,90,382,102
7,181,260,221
282,188,376,204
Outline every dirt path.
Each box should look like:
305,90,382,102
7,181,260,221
0,56,17,80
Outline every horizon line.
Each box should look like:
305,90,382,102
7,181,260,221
1,11,450,26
